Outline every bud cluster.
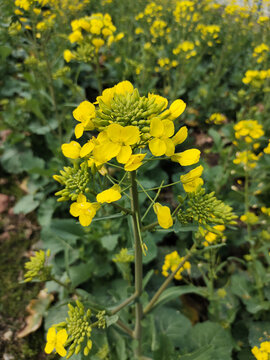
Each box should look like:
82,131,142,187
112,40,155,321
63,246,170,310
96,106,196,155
24,249,52,282
54,162,91,201
93,88,166,136
65,300,93,358
177,188,237,227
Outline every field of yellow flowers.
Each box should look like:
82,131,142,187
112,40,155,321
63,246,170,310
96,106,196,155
1,0,270,359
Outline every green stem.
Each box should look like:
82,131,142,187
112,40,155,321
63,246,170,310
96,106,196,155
130,171,143,358
143,243,196,316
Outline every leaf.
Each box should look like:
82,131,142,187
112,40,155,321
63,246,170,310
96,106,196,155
105,314,119,327
17,290,53,338
37,197,57,227
151,285,207,311
100,234,119,251
156,308,192,346
13,194,40,214
248,321,270,347
153,333,174,360
142,269,154,290
178,321,234,360
143,233,157,264
69,261,94,287
44,302,68,331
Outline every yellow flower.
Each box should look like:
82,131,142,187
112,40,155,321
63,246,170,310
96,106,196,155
96,184,121,203
96,81,134,106
233,150,259,169
234,120,264,142
61,141,81,159
70,194,100,226
162,250,191,280
63,49,75,63
153,203,173,229
172,126,188,146
93,123,140,164
240,212,258,225
180,165,204,193
73,101,95,138
149,118,175,156
69,30,83,43
203,225,225,247
263,141,270,154
168,99,186,120
148,93,168,111
80,138,96,158
92,38,105,50
124,153,146,171
45,327,68,357
171,149,200,166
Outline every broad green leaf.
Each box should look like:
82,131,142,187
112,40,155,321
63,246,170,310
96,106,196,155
13,194,40,214
151,285,207,311
69,261,94,287
248,321,270,347
100,234,119,251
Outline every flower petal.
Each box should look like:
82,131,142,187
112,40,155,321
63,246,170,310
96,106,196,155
172,126,188,145
79,213,93,227
122,126,140,145
117,145,132,164
47,327,56,342
80,141,95,157
61,141,81,159
55,344,67,357
164,138,175,157
75,123,84,139
162,120,174,138
96,185,121,203
149,138,167,156
150,118,164,138
56,329,68,344
171,149,200,166
45,342,55,354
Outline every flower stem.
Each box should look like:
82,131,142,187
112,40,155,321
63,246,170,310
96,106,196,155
130,171,143,358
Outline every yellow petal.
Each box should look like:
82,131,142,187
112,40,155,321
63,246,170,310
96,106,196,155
180,165,204,183
56,329,68,344
153,203,173,229
164,138,175,157
96,184,121,203
93,141,121,163
117,145,132,164
124,153,146,171
182,177,203,192
106,123,123,143
77,194,87,203
73,101,95,123
45,342,55,354
47,327,56,342
150,118,164,138
168,99,186,120
122,126,140,145
79,213,93,227
148,93,168,111
172,126,188,145
75,123,84,139
97,87,115,106
61,141,81,159
70,202,81,217
114,80,134,95
55,344,67,357
162,120,174,138
80,141,95,157
149,138,167,156
171,149,200,166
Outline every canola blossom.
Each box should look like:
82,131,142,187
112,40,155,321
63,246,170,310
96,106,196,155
54,81,201,230
45,327,68,357
162,251,191,280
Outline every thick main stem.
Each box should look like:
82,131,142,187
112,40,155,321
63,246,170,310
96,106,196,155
130,171,143,358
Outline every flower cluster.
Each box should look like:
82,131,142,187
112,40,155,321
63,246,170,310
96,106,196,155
201,225,226,247
162,251,191,280
240,212,259,225
253,43,269,64
233,150,261,169
234,120,264,144
24,250,52,282
49,300,93,358
64,13,123,62
242,69,270,87
54,81,201,229
252,341,270,360
173,41,197,59
206,113,227,125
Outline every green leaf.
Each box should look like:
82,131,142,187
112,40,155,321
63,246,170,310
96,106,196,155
156,308,192,346
143,233,157,264
248,321,270,347
174,220,198,233
143,269,154,290
37,197,57,227
100,234,119,251
151,285,207,311
105,314,119,327
13,194,40,214
69,261,94,287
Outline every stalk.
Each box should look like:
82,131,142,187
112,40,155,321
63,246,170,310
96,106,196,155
130,171,143,358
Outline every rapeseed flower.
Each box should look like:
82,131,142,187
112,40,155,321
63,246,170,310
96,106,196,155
252,341,270,360
73,101,95,139
45,327,68,357
180,165,204,192
70,194,100,226
96,184,121,203
162,251,191,280
234,120,264,143
153,203,173,229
